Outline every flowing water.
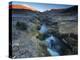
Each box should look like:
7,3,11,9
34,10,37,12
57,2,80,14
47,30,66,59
45,35,61,56
39,24,48,33
39,24,61,56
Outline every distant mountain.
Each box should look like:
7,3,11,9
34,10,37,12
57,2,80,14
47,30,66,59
63,6,78,14
43,9,68,16
46,9,65,12
43,6,78,15
43,9,65,15
9,4,38,12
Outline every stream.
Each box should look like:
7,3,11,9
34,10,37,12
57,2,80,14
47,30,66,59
45,35,60,56
39,24,65,56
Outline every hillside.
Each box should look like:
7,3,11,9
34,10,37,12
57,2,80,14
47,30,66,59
10,5,78,58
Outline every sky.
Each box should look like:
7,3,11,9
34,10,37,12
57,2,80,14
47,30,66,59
10,1,74,12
